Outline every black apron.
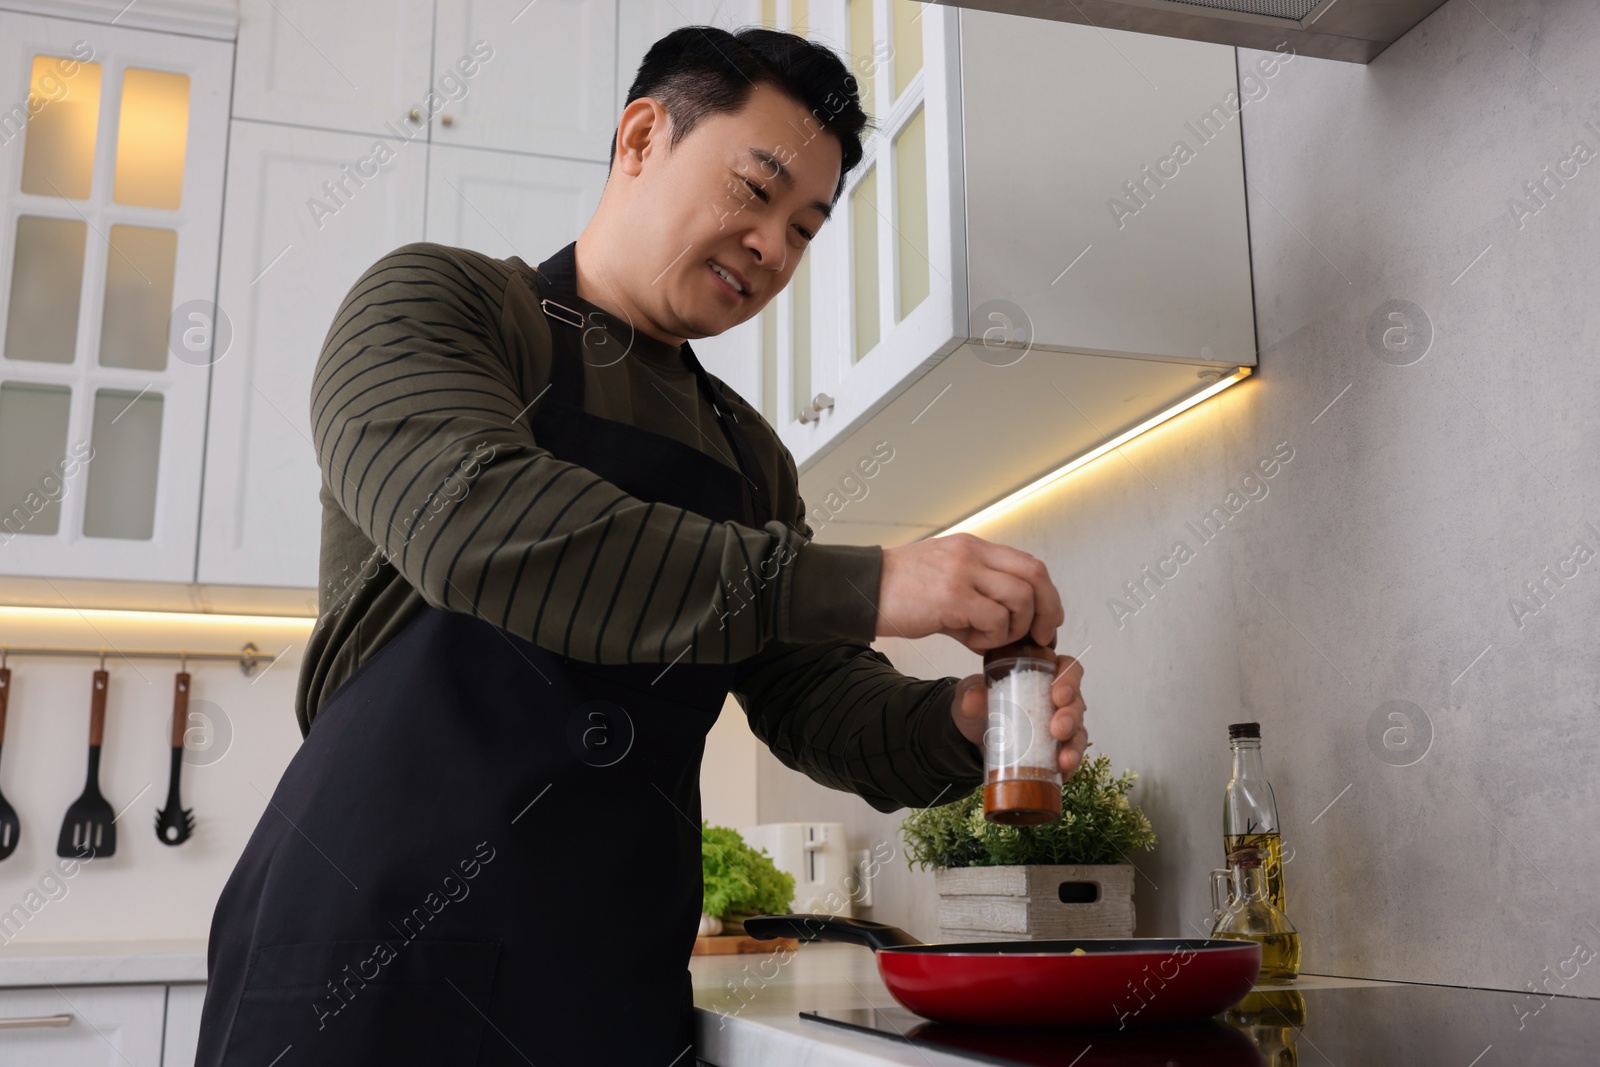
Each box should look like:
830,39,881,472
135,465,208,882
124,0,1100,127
195,241,773,1066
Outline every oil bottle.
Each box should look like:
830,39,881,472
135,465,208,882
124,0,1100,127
1223,722,1286,914
1210,845,1301,983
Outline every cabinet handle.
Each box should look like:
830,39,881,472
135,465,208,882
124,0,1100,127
407,108,422,123
0,1013,73,1029
797,392,835,425
441,113,454,127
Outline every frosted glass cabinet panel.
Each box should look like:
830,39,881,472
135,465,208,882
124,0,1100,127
113,68,190,209
0,13,230,581
84,388,163,539
891,0,923,99
4,215,85,364
893,105,929,321
18,53,102,200
0,382,71,537
792,254,811,411
98,225,177,371
850,164,879,362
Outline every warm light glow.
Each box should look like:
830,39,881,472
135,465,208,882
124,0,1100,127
114,67,190,209
0,604,315,628
935,367,1253,538
20,54,103,199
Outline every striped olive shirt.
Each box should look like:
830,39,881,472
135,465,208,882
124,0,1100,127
294,242,983,812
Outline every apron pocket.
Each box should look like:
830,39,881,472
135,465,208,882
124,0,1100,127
221,938,501,1065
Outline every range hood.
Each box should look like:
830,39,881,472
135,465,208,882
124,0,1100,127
927,0,1451,63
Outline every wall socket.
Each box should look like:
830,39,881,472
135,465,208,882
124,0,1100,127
849,848,874,908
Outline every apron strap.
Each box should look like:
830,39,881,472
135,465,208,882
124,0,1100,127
529,242,776,528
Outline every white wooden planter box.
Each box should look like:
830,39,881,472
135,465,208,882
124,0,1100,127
934,864,1136,942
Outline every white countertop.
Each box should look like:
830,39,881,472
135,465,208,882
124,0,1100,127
0,938,209,987
689,941,1404,1066
0,935,1406,1066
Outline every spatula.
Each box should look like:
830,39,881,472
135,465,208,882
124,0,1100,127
57,668,115,859
154,670,194,846
0,666,19,860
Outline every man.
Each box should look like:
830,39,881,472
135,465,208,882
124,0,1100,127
196,25,1087,1066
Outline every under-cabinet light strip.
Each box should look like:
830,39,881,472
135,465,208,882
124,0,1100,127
934,366,1253,539
0,605,316,627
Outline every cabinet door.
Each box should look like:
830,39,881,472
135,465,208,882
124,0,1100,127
431,0,617,161
424,143,604,260
0,984,166,1065
616,0,759,114
0,13,231,582
162,984,205,1067
959,11,1254,365
196,120,426,588
232,0,434,136
780,1,964,471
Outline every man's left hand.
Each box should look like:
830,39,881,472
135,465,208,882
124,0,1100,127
951,654,1088,777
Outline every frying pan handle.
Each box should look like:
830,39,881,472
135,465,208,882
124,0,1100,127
742,913,926,951
172,672,191,748
89,669,108,747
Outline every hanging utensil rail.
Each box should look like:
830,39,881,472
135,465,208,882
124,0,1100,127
0,643,278,677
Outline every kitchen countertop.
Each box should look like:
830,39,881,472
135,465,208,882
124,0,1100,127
0,935,1412,1065
0,938,209,986
689,941,1404,1066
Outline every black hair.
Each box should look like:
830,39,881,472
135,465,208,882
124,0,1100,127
610,26,872,204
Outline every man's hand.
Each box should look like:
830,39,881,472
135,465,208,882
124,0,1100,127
877,533,1064,651
950,653,1088,777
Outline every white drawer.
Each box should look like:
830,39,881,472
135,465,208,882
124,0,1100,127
0,984,166,1066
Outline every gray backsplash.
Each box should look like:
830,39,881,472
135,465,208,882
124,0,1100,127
756,0,1600,998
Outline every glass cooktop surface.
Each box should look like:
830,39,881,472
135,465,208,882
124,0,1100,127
800,983,1599,1066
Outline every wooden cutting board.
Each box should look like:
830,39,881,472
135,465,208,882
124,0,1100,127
691,934,798,955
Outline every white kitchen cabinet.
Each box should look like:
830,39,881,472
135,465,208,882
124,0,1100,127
0,984,166,1065
788,4,1257,545
431,0,618,161
162,983,205,1067
232,0,435,136
195,120,427,589
424,143,605,260
0,12,231,582
615,0,761,113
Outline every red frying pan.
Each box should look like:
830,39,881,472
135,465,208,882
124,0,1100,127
743,914,1260,1029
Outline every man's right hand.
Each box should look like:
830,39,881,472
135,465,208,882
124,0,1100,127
875,533,1064,652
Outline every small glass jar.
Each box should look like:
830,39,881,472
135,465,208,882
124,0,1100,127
981,635,1061,825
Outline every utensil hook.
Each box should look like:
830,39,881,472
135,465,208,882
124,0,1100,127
98,649,106,671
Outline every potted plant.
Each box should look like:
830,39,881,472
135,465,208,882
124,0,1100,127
899,754,1157,941
699,821,796,937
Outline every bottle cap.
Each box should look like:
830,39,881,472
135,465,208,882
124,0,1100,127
1228,722,1261,739
982,632,1057,666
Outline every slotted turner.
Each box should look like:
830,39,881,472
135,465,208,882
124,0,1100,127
57,668,116,859
0,666,19,860
154,670,194,846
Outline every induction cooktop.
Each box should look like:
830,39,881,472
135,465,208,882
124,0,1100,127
800,982,1600,1066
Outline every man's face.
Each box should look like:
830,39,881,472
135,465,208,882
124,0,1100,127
615,82,843,341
